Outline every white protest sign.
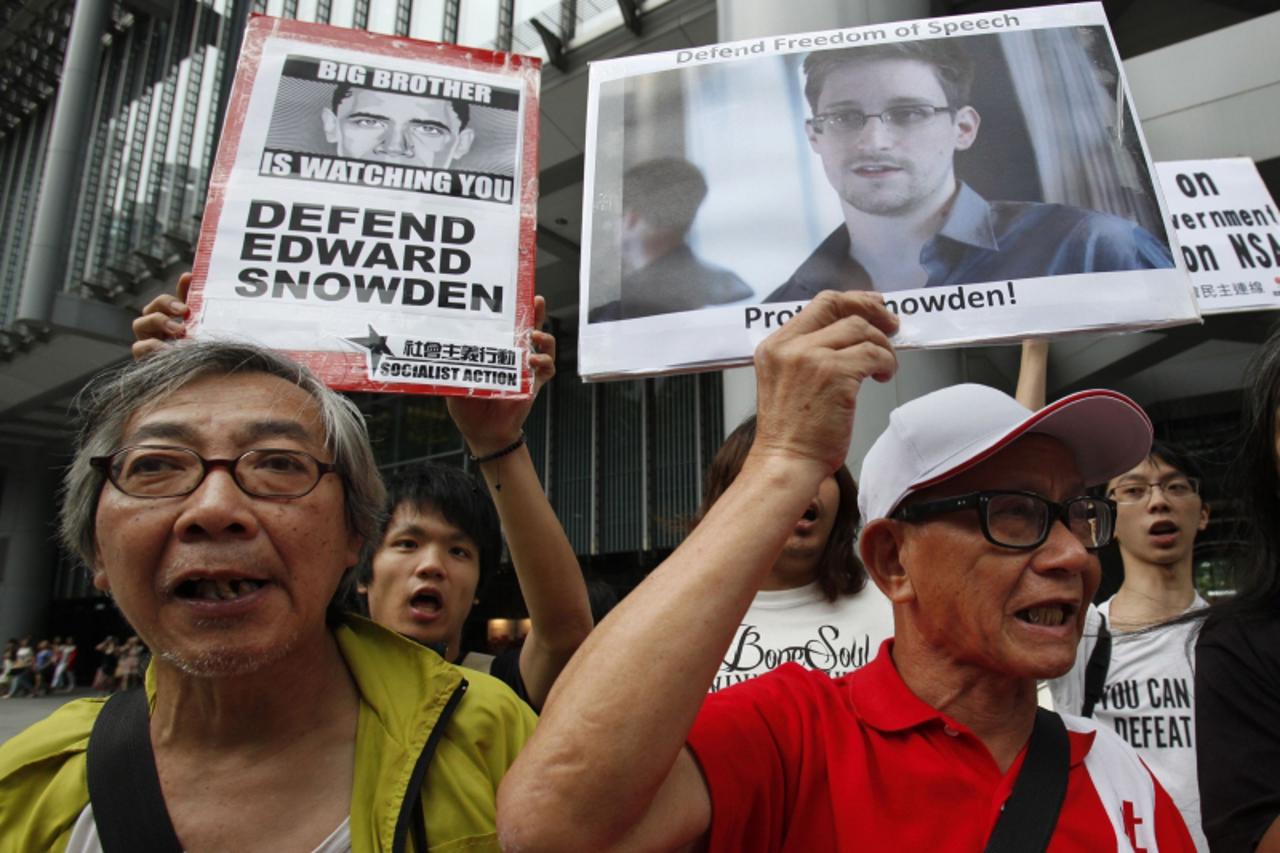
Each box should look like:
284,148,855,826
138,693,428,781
1155,158,1280,315
189,16,540,396
577,2,1198,381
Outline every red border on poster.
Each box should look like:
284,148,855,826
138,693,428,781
187,15,540,397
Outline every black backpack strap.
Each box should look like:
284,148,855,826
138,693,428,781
392,679,469,852
1081,613,1112,718
983,709,1070,853
86,688,183,853
410,799,428,853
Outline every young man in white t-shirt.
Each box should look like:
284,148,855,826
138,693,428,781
693,416,893,693
1050,441,1210,850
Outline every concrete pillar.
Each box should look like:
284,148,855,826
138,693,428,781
0,449,61,642
15,0,112,326
1125,11,1280,165
716,0,961,477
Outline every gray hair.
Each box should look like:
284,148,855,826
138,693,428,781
59,340,387,571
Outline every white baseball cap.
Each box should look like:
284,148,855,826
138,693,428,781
857,383,1153,523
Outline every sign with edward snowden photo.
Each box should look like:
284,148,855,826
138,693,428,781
577,2,1199,381
188,15,540,396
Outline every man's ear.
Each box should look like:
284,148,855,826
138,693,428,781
453,127,475,160
90,567,111,594
344,532,363,572
88,542,111,593
321,108,340,145
859,518,915,604
953,105,980,151
805,120,821,152
1198,501,1210,532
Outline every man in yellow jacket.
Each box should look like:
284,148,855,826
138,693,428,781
0,341,534,852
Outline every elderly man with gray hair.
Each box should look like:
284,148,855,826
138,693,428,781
0,341,534,852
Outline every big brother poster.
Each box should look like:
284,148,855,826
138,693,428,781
189,16,540,396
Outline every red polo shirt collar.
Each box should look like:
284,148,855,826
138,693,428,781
852,639,1095,768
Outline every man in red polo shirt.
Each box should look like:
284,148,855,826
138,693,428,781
497,291,1194,852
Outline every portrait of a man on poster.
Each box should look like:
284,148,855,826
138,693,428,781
584,24,1176,323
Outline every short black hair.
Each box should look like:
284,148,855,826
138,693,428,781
623,158,709,234
1098,440,1206,502
330,82,471,130
355,462,500,593
802,40,976,113
1145,440,1205,487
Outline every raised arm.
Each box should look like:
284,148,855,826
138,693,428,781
446,296,593,710
1014,339,1049,410
496,291,899,852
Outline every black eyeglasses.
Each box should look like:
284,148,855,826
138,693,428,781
90,445,339,499
808,104,953,136
893,490,1117,551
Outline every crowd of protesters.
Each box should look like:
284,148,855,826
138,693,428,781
2,637,77,698
90,635,147,693
0,280,1277,849
2,635,148,698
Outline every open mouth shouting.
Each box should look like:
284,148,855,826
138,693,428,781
793,500,821,534
1147,519,1181,547
168,571,272,615
1014,602,1078,629
175,578,266,600
408,587,445,622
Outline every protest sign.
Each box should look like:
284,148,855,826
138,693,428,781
189,15,539,396
577,2,1198,381
1155,158,1280,315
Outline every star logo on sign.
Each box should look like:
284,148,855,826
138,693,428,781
347,325,392,370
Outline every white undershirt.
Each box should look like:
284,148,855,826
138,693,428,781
65,804,352,853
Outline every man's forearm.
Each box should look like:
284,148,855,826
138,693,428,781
498,451,823,848
475,442,593,708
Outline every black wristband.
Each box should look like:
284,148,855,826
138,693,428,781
469,432,526,464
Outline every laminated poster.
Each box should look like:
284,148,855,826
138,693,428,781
578,1,1199,380
189,15,540,396
1155,158,1280,315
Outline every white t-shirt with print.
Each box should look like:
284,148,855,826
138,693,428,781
1049,596,1208,851
710,581,894,693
